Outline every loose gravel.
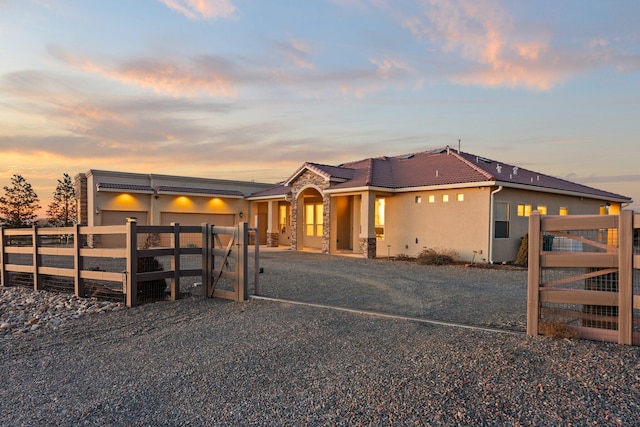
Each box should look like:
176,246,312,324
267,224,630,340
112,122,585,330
1,251,639,426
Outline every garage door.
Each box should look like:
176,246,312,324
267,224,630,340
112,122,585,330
160,213,236,246
100,211,148,248
160,212,235,227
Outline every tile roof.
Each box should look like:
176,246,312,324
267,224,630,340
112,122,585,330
96,183,154,193
300,147,630,202
247,183,291,198
156,186,244,197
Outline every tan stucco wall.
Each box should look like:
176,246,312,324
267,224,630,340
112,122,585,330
377,187,491,262
85,170,263,227
491,188,618,263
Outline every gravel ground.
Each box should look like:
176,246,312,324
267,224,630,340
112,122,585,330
1,251,639,426
253,251,528,331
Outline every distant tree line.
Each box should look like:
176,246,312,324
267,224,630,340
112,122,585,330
0,173,77,228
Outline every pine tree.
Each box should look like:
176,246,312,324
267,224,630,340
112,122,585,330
46,173,77,227
0,174,41,228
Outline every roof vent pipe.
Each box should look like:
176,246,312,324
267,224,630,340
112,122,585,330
446,146,450,155
436,169,439,177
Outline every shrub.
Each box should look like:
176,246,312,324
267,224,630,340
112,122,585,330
515,233,528,266
137,256,167,301
394,253,414,261
539,321,579,339
416,247,458,265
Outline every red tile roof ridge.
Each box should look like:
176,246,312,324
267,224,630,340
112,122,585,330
450,150,495,180
365,158,374,186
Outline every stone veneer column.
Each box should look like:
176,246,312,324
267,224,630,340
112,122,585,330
267,232,279,247
290,197,298,250
74,173,88,225
359,237,377,258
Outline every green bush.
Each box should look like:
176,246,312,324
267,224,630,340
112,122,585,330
416,247,458,265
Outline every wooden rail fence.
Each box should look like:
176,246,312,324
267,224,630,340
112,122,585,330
0,219,249,307
528,210,640,345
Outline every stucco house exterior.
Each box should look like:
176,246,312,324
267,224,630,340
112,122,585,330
74,170,273,230
247,147,632,263
75,147,632,263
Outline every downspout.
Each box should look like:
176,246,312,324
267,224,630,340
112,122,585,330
488,185,503,264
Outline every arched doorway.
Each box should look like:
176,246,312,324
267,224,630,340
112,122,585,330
296,187,325,251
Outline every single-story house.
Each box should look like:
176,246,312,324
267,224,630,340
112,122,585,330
247,147,632,263
75,147,632,263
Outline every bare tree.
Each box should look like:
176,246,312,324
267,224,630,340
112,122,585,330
0,174,41,228
47,173,77,227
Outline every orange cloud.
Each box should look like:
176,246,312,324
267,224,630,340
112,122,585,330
114,60,236,97
402,0,562,90
159,0,236,20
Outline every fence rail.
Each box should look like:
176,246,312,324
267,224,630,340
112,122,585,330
0,220,249,307
528,210,639,345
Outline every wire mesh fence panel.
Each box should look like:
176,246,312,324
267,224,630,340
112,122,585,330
82,257,126,273
7,272,33,289
41,255,74,269
83,280,126,303
41,274,75,295
5,253,32,266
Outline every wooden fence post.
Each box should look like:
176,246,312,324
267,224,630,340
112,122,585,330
237,222,248,301
170,222,180,301
202,223,211,298
74,223,84,298
32,225,42,291
254,216,260,296
0,227,6,287
125,218,138,307
618,210,633,345
527,211,541,336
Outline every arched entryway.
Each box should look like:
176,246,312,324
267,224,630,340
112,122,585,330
296,187,325,251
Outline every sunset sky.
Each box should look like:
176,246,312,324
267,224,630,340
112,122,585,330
1,0,639,214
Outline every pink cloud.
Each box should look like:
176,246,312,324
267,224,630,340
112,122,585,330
277,37,315,70
402,0,566,90
48,46,236,97
159,0,236,20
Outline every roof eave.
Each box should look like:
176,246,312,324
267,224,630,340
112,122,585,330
495,181,632,203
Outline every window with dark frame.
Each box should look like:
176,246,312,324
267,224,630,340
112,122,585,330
494,201,510,238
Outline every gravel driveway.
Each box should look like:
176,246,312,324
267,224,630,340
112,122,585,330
1,250,639,426
253,250,528,331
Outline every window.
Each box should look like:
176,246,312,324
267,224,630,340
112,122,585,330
305,203,323,236
442,194,449,202
415,196,422,204
375,197,385,240
428,195,435,203
279,205,288,232
517,204,532,217
559,207,568,216
537,205,547,215
494,202,510,238
457,193,464,202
